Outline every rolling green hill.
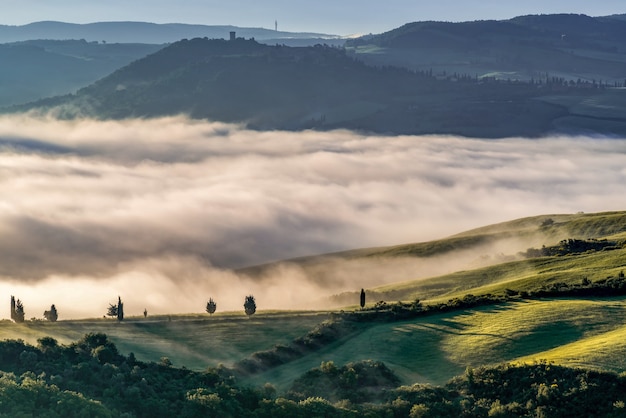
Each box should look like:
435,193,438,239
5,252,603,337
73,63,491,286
0,211,625,417
248,297,626,389
365,212,626,304
5,296,625,393
0,210,624,397
240,211,626,304
0,312,329,371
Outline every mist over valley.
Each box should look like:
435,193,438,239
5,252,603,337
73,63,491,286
1,115,625,318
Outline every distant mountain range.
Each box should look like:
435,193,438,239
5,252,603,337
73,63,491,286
0,21,344,107
0,40,162,107
0,21,340,44
4,14,626,137
347,13,626,83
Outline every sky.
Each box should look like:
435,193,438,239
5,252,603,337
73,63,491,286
1,115,626,318
1,0,625,35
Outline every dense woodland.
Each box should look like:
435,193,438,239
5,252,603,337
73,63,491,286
1,332,625,416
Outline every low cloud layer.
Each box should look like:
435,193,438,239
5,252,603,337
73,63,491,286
1,114,625,318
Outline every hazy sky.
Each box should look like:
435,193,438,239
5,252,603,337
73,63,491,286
2,0,625,35
1,115,626,318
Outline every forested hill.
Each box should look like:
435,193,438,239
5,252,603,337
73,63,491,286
11,37,447,130
13,35,626,137
30,38,431,128
351,13,626,50
346,14,626,84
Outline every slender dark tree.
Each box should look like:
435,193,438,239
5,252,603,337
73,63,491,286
206,298,217,315
10,296,15,321
44,304,58,322
360,288,366,309
244,295,256,316
117,296,124,321
143,308,148,318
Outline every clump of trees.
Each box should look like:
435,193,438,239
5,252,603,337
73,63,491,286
106,296,124,321
244,295,256,316
206,298,217,315
288,360,400,403
43,304,58,322
522,238,623,258
10,296,25,323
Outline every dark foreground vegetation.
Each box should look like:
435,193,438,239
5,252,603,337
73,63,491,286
0,333,624,417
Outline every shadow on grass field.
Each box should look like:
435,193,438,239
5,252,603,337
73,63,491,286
247,297,626,389
0,311,331,370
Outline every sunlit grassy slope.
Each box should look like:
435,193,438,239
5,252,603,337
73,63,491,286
1,210,625,390
0,312,329,371
374,210,626,258
249,297,626,389
370,244,626,303
240,211,626,285
345,211,626,302
243,211,626,388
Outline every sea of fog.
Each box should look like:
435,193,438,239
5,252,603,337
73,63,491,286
1,114,625,318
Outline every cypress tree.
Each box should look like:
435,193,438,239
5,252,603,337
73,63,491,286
117,296,124,321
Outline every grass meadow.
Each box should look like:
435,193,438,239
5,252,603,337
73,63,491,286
0,311,329,370
248,297,626,389
2,211,625,391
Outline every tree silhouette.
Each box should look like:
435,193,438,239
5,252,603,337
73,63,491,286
106,296,124,320
44,304,58,322
117,296,124,321
360,288,366,309
15,299,25,323
106,304,118,318
206,298,217,315
10,296,15,321
11,296,25,323
244,295,256,316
